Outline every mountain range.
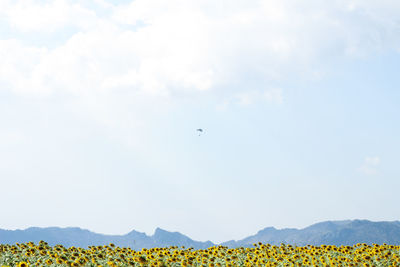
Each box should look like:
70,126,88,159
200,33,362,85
1,220,400,249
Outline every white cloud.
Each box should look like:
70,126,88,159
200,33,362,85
1,0,399,152
0,39,49,95
4,0,100,32
358,156,381,175
1,0,400,106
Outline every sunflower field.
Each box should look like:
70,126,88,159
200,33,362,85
1,241,400,266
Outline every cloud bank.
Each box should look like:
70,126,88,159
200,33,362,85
1,0,400,101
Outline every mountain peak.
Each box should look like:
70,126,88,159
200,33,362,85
257,226,277,234
153,228,184,239
154,227,169,234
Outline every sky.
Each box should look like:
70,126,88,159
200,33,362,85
0,0,400,244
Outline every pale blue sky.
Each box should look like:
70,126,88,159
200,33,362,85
0,0,400,243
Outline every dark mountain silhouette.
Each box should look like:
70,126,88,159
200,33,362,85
1,220,399,249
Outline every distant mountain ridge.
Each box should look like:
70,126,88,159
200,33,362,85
0,227,213,250
222,220,400,247
1,220,400,249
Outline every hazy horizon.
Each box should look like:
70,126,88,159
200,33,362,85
4,218,399,243
1,0,400,244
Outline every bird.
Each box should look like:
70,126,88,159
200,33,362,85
196,128,203,136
